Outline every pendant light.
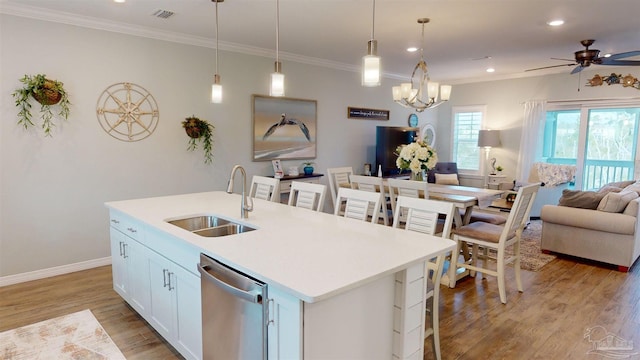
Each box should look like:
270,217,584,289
362,0,381,87
210,0,223,103
270,0,285,96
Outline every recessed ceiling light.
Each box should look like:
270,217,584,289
114,0,125,3
486,68,495,73
547,19,564,26
407,47,418,53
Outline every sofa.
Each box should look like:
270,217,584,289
540,180,640,272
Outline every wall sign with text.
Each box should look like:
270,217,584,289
347,107,390,120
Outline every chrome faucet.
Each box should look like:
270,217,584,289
227,165,253,219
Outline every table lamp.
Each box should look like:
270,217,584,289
478,129,501,188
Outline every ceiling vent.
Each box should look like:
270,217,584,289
152,9,175,19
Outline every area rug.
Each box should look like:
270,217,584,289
509,220,556,272
0,309,126,360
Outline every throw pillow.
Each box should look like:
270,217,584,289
623,183,640,196
558,190,605,209
597,190,639,213
597,185,623,195
435,173,459,185
604,180,635,189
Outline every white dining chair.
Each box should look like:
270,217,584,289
391,195,455,360
287,181,327,212
349,174,389,225
449,183,540,303
249,175,280,202
387,178,429,223
334,187,383,224
326,166,354,211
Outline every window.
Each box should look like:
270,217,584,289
543,104,640,189
452,105,485,173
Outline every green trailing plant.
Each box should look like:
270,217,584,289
182,116,214,164
12,74,71,136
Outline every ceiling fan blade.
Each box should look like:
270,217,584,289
570,65,584,74
600,59,640,66
550,57,577,62
525,63,575,72
605,50,640,60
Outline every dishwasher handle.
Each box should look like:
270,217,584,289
198,262,263,304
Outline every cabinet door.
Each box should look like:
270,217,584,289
267,286,303,360
126,239,150,315
148,251,178,340
173,263,202,360
110,228,130,298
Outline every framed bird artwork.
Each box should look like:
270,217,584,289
252,94,317,161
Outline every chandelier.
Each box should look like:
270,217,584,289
392,18,451,112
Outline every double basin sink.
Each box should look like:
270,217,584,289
166,215,256,237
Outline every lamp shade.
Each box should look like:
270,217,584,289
478,129,501,148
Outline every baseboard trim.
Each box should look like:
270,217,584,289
0,257,112,287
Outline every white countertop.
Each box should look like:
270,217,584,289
106,191,455,303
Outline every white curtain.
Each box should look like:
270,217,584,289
516,100,546,182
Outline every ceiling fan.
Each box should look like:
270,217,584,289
526,39,640,74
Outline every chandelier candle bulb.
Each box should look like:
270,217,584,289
440,85,452,101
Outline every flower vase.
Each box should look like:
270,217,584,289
412,170,426,182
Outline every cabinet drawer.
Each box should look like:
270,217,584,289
279,178,320,193
110,211,144,241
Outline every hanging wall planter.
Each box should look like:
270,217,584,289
12,74,71,136
182,116,214,164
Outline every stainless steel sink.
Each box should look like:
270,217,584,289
166,215,256,237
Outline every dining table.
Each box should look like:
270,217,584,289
382,179,506,285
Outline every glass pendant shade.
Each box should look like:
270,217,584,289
270,62,285,96
362,40,380,87
362,55,381,87
211,81,222,103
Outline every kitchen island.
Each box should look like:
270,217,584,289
106,191,455,359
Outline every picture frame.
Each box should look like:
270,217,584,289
252,94,317,161
421,123,436,147
272,159,284,178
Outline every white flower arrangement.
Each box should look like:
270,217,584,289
396,140,438,174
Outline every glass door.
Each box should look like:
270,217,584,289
581,108,639,190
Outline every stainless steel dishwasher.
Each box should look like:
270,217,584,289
198,253,268,360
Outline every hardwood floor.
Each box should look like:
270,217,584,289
0,266,181,359
1,257,638,359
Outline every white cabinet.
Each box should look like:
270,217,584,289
109,215,150,315
147,249,202,360
109,211,202,360
267,287,303,359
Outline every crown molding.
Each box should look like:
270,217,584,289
0,2,371,75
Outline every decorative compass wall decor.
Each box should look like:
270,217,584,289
96,82,159,142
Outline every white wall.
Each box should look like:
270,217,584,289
0,14,427,276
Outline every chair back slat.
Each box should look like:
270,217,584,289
349,175,389,225
387,178,429,223
327,167,354,210
503,183,540,238
335,187,383,224
288,181,327,212
250,176,280,202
